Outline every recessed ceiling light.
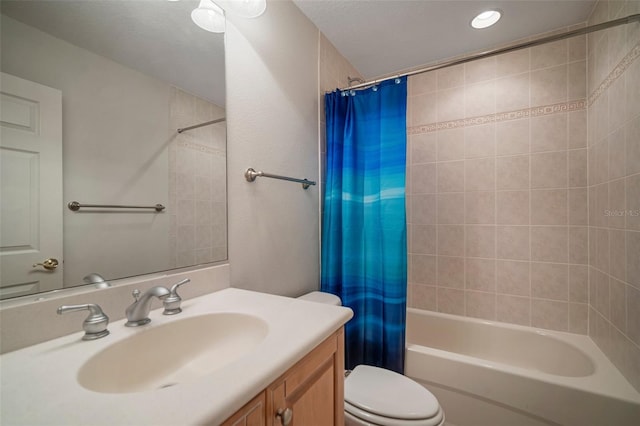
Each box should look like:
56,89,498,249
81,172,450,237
471,10,501,29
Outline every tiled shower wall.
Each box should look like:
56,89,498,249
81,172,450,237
586,0,640,391
169,87,227,268
406,28,592,333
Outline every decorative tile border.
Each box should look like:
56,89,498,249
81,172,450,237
588,41,640,106
408,99,586,135
177,139,225,157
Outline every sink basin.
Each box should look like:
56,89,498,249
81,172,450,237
77,313,268,394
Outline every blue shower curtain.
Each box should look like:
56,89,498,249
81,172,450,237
321,77,407,373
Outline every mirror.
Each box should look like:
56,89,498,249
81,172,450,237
0,0,227,299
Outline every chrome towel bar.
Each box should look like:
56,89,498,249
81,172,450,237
68,201,165,212
244,168,316,190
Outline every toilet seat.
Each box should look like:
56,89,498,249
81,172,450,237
345,365,444,426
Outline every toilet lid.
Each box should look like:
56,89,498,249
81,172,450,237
345,365,440,421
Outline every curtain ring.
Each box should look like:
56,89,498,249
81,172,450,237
394,78,401,84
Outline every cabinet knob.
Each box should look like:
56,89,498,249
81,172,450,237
276,408,292,425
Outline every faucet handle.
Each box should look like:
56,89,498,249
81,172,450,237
132,288,140,302
163,278,191,315
57,303,109,340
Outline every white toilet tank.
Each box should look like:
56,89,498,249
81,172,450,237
298,291,342,306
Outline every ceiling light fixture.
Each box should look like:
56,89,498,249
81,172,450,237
214,0,267,18
191,0,226,33
471,10,501,29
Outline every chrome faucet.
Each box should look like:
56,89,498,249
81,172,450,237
57,303,110,340
125,286,170,327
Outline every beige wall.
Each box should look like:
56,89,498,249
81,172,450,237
226,0,321,296
586,0,640,392
406,26,590,333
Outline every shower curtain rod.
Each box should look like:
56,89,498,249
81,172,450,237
177,117,226,133
339,13,640,92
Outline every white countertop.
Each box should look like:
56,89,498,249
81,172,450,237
0,288,353,425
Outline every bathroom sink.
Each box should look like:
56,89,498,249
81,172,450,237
77,312,269,394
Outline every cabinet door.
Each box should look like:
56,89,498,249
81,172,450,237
268,329,344,426
222,391,266,426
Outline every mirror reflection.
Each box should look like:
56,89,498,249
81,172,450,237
0,0,227,300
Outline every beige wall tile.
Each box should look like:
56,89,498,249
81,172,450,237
596,227,611,273
465,191,496,224
531,113,568,153
438,193,465,224
610,228,627,282
466,290,496,320
437,64,464,90
411,133,437,164
437,287,465,315
608,74,627,133
410,92,438,126
496,49,529,77
531,226,568,262
411,163,437,194
466,225,496,258
568,60,587,100
609,178,626,229
497,226,530,260
438,128,465,161
464,123,495,159
625,115,640,176
627,286,640,345
496,119,530,156
438,225,465,257
438,161,465,192
465,56,496,85
495,73,530,112
411,254,437,285
569,303,589,334
437,87,465,122
532,262,569,301
609,127,626,179
497,190,530,225
531,189,568,225
497,260,530,296
593,267,611,319
497,294,531,325
569,148,588,187
497,155,530,189
569,264,589,303
626,175,640,231
531,65,568,106
627,231,640,289
568,110,587,149
409,284,437,310
466,258,496,292
531,151,568,188
626,60,640,121
465,81,496,117
610,278,627,333
465,158,495,191
531,39,567,70
569,226,589,265
411,194,437,224
437,256,465,288
411,225,437,255
532,299,569,331
409,72,436,95
568,34,587,63
569,188,589,225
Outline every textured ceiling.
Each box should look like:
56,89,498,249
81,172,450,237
1,0,226,106
294,0,596,80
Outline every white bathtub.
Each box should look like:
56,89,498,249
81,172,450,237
405,308,640,426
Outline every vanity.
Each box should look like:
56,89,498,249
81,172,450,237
0,288,353,425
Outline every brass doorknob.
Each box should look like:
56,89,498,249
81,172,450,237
33,258,59,271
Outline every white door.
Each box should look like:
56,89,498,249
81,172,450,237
0,72,63,298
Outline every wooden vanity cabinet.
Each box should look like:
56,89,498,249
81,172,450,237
221,328,344,426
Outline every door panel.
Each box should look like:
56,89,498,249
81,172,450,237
0,72,63,297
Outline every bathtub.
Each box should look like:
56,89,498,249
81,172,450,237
405,308,640,426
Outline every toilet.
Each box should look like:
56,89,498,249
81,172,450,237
298,292,445,426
